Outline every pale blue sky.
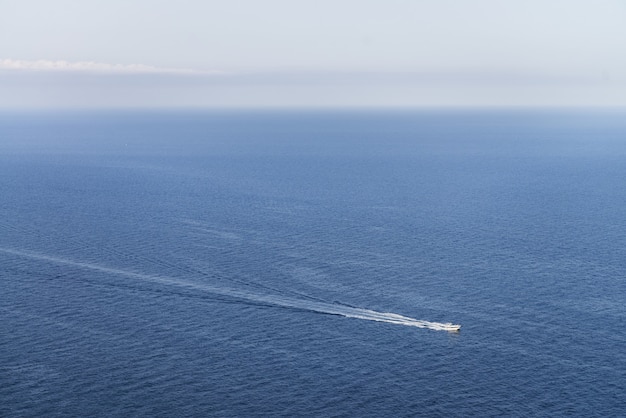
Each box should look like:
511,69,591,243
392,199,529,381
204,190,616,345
1,0,625,107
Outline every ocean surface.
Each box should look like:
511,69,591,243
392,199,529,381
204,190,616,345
1,109,625,416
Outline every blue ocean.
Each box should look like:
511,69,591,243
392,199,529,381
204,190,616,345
1,110,625,416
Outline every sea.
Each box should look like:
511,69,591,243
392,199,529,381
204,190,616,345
1,109,625,417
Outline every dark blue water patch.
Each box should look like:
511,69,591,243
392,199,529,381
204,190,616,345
2,109,626,416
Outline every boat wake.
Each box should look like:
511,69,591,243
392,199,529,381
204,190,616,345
0,247,461,332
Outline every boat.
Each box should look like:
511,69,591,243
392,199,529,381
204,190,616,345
441,323,461,332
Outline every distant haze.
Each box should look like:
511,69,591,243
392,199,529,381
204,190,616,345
1,0,625,108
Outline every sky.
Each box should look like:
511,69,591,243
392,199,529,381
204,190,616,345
1,0,625,108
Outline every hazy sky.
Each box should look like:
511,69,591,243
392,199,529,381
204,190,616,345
1,0,625,108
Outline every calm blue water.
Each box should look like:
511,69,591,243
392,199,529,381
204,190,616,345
1,110,626,416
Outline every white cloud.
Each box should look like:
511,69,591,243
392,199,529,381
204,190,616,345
0,59,208,74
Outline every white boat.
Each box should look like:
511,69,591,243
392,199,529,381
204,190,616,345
440,323,461,332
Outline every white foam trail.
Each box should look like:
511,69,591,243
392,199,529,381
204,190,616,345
0,248,460,332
